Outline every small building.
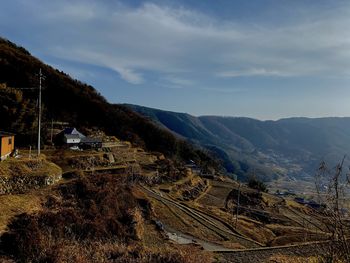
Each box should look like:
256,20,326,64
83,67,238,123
64,134,82,145
55,127,102,150
185,160,202,174
0,132,15,161
80,137,102,149
55,127,85,147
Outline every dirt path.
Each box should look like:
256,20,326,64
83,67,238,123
164,225,234,251
216,241,331,262
141,186,262,248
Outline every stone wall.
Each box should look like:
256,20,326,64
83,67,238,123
0,172,62,194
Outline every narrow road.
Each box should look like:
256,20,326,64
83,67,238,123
141,185,262,248
141,184,334,260
217,240,332,263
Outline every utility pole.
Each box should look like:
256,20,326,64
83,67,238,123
235,182,241,229
303,218,306,242
37,68,43,157
11,73,45,156
50,119,54,143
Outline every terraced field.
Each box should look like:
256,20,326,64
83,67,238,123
143,173,335,256
2,146,340,262
142,185,261,249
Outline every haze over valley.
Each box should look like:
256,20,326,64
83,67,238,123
128,105,350,184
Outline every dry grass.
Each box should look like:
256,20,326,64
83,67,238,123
268,254,347,263
261,192,285,206
0,156,61,178
268,254,319,263
147,193,224,242
235,217,276,244
196,180,236,207
265,224,327,246
23,240,213,263
0,193,42,233
0,173,213,263
167,174,207,200
285,199,309,212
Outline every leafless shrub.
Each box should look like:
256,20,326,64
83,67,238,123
315,156,350,262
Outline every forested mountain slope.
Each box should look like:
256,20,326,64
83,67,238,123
0,38,218,169
127,104,350,181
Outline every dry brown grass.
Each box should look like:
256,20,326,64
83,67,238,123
24,240,213,263
130,208,144,240
147,193,224,242
0,156,61,178
0,173,213,263
268,254,348,263
268,254,319,263
285,199,310,213
235,217,276,244
0,193,42,233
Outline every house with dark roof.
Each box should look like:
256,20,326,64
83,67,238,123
55,127,85,146
55,128,102,150
62,128,85,138
0,132,15,161
80,137,102,149
64,134,82,144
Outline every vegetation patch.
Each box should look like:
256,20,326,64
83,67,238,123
0,157,62,194
0,193,42,233
0,174,210,263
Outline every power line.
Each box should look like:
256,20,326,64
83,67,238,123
37,68,44,156
9,69,45,157
235,182,241,229
9,87,38,90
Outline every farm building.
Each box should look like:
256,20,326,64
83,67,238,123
55,127,85,146
55,128,102,149
64,134,81,144
80,137,102,149
0,132,15,161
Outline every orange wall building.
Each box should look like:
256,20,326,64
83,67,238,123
0,132,15,161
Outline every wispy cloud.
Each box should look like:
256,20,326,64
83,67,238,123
163,76,195,86
217,68,292,78
2,0,350,85
111,66,143,84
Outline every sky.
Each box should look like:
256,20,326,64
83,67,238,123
1,0,350,120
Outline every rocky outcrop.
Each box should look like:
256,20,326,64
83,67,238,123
0,172,62,194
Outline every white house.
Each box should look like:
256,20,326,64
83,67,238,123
63,134,82,144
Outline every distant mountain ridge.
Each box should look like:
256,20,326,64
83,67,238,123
127,104,350,181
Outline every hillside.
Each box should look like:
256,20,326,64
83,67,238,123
127,104,350,182
0,38,218,169
0,38,345,263
0,146,334,262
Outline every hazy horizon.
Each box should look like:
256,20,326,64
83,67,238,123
126,103,350,121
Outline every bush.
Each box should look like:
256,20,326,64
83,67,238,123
248,176,268,193
0,173,212,263
0,174,142,262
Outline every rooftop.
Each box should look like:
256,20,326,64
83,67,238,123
0,131,15,137
60,128,85,138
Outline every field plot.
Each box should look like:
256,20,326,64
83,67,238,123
144,174,333,252
196,179,237,207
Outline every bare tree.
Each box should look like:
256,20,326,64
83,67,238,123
315,156,350,262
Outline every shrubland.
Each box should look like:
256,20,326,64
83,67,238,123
0,173,211,263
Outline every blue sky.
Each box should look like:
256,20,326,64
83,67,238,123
1,0,350,119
